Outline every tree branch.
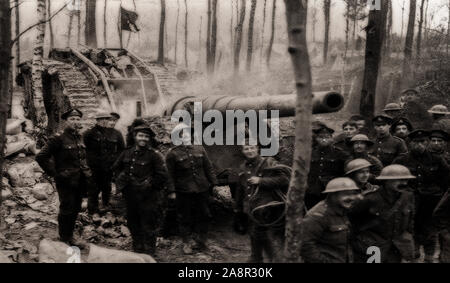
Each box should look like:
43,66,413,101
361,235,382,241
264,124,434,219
10,1,24,11
10,2,69,47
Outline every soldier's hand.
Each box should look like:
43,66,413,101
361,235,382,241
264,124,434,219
168,192,176,200
247,177,261,185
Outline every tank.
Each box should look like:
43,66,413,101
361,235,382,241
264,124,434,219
17,47,344,182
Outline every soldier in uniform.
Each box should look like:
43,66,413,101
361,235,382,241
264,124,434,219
165,124,218,255
428,129,450,163
393,130,450,262
84,112,125,212
383,103,403,119
235,143,291,263
126,118,147,147
390,117,413,142
334,121,359,155
349,114,370,136
433,189,450,263
428,105,450,134
350,165,416,263
112,125,168,254
345,159,378,192
307,125,349,209
301,178,361,263
370,115,408,166
36,108,95,245
346,134,383,177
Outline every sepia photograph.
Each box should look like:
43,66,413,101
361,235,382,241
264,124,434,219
0,0,449,269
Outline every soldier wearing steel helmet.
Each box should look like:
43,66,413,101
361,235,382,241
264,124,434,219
370,115,408,166
346,134,383,177
112,124,168,254
83,112,125,213
349,165,416,263
345,159,379,192
383,103,403,119
393,130,450,262
301,178,361,263
429,105,450,134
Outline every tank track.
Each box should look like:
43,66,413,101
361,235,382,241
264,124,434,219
44,59,102,130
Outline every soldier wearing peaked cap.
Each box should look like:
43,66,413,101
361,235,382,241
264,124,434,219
307,124,349,209
36,108,95,246
346,134,383,178
112,124,168,254
301,178,361,263
349,165,416,263
390,117,413,141
429,129,450,164
165,124,218,255
83,111,125,212
370,115,408,166
393,129,450,262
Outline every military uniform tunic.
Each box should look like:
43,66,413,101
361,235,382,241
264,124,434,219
370,134,408,166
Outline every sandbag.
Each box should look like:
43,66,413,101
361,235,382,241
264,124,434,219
38,239,76,263
87,244,156,263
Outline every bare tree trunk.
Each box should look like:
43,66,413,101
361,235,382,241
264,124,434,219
234,0,246,72
198,16,203,69
47,0,54,50
323,0,331,65
68,9,74,47
103,0,107,47
158,0,166,64
402,0,417,89
447,0,450,59
423,0,429,43
32,0,48,128
311,6,317,43
206,0,212,72
401,0,406,42
0,0,12,225
210,0,218,73
351,2,357,58
360,0,388,123
266,0,276,67
416,0,426,57
384,0,392,59
260,0,267,61
283,0,312,263
344,2,350,61
77,7,81,46
85,0,97,48
15,0,20,71
246,0,257,71
175,0,180,63
184,0,188,68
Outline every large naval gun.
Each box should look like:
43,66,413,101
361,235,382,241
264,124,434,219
16,47,344,181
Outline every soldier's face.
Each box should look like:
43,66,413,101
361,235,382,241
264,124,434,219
343,125,357,138
355,120,366,130
374,123,390,136
332,191,361,210
97,118,110,128
315,133,333,147
354,168,371,185
135,132,150,147
242,145,259,160
353,141,368,153
394,125,409,139
385,179,409,193
410,139,428,154
66,116,82,130
429,137,446,152
108,119,118,128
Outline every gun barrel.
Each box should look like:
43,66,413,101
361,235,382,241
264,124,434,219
165,91,344,117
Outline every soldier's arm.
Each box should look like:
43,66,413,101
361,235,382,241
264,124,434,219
35,136,60,177
258,166,291,191
165,151,177,194
201,148,218,186
301,215,331,263
151,151,169,190
111,151,125,177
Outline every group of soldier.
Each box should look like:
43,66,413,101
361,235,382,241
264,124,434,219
301,103,450,263
34,101,450,263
